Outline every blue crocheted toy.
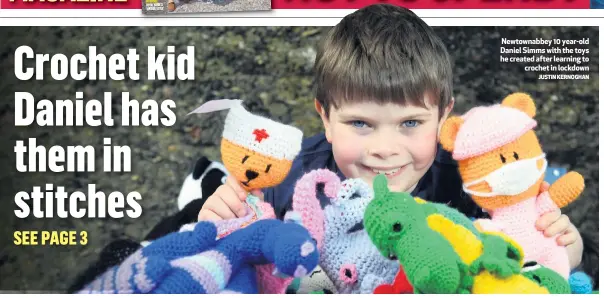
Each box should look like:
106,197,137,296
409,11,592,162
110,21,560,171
78,218,319,294
569,271,594,294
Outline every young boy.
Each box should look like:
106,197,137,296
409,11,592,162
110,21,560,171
199,4,584,271
69,4,584,293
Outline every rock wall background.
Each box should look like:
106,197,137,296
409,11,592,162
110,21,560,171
0,26,598,292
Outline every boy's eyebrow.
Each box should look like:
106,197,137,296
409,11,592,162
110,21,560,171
400,111,433,119
338,111,433,121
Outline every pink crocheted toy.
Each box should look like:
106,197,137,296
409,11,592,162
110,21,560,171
289,169,400,294
439,92,585,279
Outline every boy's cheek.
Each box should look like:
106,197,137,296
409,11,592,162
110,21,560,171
332,137,364,164
409,132,439,166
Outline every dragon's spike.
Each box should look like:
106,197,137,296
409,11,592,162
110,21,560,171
372,174,390,199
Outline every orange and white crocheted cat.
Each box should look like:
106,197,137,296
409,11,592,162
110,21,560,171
439,92,585,280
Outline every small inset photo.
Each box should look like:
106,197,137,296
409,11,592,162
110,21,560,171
591,0,604,8
142,0,271,14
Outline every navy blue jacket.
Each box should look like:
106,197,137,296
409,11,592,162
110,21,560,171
263,132,485,220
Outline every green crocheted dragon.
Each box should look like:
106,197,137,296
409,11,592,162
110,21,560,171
363,174,570,294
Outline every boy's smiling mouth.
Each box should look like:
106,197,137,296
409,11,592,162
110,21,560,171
362,165,406,178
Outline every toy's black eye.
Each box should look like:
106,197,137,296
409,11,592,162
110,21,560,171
500,154,506,163
523,261,538,268
242,156,249,164
532,274,542,284
513,152,519,160
221,176,227,184
392,222,402,232
265,164,272,173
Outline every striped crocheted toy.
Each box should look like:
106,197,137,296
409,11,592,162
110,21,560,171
78,217,319,294
439,92,585,279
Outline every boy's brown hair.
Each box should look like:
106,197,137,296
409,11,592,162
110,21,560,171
314,4,453,118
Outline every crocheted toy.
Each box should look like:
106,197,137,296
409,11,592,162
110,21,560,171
521,261,571,294
568,271,594,294
289,169,400,294
373,265,413,294
188,98,305,293
364,174,551,294
439,92,585,279
68,156,229,293
78,217,319,294
177,156,229,211
286,265,338,294
189,99,302,192
143,156,229,242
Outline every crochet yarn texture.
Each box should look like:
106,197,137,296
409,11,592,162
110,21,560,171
521,261,571,294
373,265,413,294
78,218,319,294
439,92,585,279
189,98,305,293
286,265,338,294
220,100,303,192
290,169,400,294
364,174,552,294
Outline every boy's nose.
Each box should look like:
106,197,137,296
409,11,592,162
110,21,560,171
367,130,399,158
368,146,398,159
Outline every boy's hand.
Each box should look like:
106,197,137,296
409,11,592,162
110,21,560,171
197,176,265,221
198,175,248,221
536,180,584,269
536,181,579,246
536,209,578,246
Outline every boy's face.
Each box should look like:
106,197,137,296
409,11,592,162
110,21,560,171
317,94,452,193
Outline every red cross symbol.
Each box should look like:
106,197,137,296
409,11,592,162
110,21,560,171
253,128,269,143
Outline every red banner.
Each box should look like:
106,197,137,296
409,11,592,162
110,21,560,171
1,0,139,8
0,0,590,9
273,0,589,8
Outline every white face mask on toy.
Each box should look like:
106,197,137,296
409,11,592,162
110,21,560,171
462,153,547,197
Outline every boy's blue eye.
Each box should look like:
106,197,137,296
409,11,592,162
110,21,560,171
351,120,367,128
402,120,418,128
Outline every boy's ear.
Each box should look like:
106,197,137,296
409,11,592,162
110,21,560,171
437,97,455,135
501,92,536,118
439,116,464,152
314,99,332,142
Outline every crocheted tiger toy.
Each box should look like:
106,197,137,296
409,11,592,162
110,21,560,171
439,92,585,279
289,169,400,294
188,98,305,293
364,174,551,294
78,218,319,294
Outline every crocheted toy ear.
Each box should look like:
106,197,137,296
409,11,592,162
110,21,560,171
187,98,243,115
439,116,464,153
501,92,536,119
335,177,373,207
292,169,341,250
